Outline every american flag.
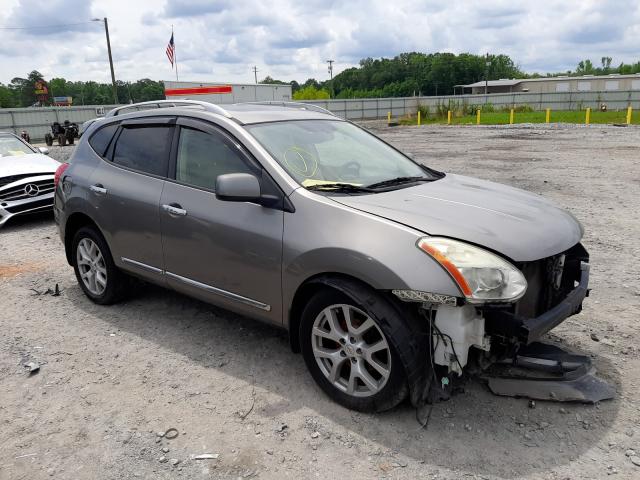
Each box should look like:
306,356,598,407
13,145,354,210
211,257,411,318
166,33,175,67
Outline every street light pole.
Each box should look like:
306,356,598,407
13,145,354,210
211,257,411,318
93,17,118,104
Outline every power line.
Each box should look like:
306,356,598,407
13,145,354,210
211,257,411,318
0,21,95,30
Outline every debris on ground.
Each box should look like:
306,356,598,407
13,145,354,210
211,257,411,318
24,362,40,374
29,284,62,297
162,428,179,439
192,454,219,460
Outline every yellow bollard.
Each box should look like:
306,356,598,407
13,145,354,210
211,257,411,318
417,110,421,126
447,110,452,125
387,111,391,125
509,108,514,124
627,106,633,125
585,107,591,125
545,108,551,124
476,109,481,125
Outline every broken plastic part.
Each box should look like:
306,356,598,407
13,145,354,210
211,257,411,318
481,342,615,403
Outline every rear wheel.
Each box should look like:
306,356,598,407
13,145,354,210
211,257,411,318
300,289,408,412
57,134,66,146
72,226,126,304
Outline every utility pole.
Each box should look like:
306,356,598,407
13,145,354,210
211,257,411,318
252,66,258,84
93,17,118,104
484,52,491,96
326,59,334,98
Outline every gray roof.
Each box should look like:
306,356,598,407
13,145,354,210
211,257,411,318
223,103,337,124
460,79,523,88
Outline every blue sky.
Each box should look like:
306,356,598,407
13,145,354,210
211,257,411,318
1,0,638,84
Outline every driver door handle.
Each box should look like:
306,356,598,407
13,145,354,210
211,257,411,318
90,184,107,195
162,203,187,217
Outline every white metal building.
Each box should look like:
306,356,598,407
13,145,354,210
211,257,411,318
163,81,292,104
458,73,640,95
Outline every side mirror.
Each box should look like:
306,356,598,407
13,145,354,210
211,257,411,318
38,147,50,155
216,173,261,203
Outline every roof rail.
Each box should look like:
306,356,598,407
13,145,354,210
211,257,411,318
239,101,336,117
106,99,232,118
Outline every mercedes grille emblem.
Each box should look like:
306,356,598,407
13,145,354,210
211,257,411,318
24,183,40,197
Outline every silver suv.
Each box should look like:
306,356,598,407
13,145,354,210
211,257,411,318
54,101,590,412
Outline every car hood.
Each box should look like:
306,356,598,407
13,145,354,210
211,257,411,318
0,154,59,177
332,174,583,262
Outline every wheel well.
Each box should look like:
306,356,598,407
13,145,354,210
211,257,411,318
64,213,100,265
288,273,384,353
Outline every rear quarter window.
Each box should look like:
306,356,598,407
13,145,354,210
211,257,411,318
88,124,119,157
112,125,173,177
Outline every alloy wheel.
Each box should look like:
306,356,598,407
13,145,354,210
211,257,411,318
76,238,108,296
311,304,391,397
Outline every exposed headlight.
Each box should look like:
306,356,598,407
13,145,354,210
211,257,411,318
417,237,527,303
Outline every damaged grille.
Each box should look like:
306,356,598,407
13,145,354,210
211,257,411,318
514,243,589,318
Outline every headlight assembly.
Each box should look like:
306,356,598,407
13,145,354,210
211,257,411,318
417,237,527,303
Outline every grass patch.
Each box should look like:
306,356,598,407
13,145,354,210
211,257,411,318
399,110,638,126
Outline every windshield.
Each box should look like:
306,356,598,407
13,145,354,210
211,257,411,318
0,136,35,157
246,120,438,190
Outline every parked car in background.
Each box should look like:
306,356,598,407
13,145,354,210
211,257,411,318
53,101,592,412
0,132,57,227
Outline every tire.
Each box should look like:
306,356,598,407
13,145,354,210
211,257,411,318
67,135,74,145
45,134,53,147
57,134,66,146
300,288,408,412
72,226,126,305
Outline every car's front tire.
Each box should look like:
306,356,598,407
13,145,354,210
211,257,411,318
300,288,408,412
72,226,126,305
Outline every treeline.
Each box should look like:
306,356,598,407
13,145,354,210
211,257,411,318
0,70,164,108
4,53,640,107
273,53,640,100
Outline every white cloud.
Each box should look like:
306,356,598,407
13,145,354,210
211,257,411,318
0,0,639,85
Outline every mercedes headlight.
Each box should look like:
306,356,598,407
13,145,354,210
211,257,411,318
417,237,527,303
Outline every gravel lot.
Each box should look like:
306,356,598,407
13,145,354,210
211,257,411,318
1,124,639,479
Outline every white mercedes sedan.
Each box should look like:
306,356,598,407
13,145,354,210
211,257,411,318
0,132,59,227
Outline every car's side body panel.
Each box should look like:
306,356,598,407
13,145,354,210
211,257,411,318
281,188,463,328
159,180,284,325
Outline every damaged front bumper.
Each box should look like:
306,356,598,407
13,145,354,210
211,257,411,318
483,262,590,345
424,259,614,404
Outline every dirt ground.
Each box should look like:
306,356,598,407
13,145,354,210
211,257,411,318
1,124,639,480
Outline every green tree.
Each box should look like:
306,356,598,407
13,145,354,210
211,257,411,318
293,85,330,100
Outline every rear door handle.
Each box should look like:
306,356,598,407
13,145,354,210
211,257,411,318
90,184,107,195
162,203,187,217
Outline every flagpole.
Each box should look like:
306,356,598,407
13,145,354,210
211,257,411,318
173,25,179,81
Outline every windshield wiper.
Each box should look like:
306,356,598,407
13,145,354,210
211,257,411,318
365,176,433,190
305,183,376,193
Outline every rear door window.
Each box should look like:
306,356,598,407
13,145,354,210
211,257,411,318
112,125,173,177
88,123,118,157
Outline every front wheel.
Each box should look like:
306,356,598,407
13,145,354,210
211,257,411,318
300,289,408,412
72,226,126,304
